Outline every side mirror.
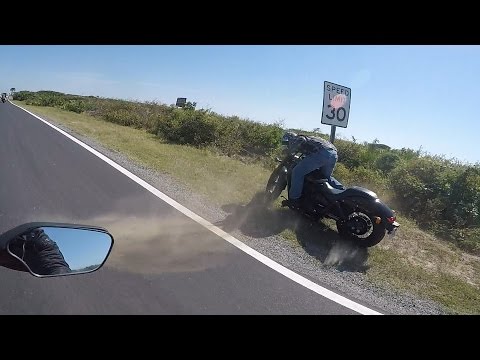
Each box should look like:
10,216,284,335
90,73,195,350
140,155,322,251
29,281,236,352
0,223,114,277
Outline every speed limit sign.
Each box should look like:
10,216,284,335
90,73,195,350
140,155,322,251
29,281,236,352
321,81,351,128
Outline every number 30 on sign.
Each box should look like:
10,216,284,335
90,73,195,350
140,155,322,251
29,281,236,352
321,81,351,128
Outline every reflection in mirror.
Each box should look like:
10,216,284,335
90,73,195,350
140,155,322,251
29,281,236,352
7,227,113,277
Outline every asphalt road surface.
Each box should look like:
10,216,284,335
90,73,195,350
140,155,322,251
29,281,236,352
0,102,376,314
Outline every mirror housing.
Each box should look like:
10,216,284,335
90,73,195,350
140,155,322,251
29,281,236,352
0,222,114,277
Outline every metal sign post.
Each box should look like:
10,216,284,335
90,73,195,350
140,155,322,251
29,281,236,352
329,125,336,144
321,81,352,144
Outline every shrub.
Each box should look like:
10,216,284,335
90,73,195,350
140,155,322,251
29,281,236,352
389,156,462,228
156,108,217,147
335,139,366,169
375,152,401,174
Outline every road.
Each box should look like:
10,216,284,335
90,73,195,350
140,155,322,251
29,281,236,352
0,101,378,314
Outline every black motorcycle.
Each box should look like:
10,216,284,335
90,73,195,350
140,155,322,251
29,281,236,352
264,153,400,247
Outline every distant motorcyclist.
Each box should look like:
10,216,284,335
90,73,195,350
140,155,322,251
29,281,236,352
7,228,72,275
281,131,338,209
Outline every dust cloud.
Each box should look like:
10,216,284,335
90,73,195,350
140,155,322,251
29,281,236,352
7,194,233,275
92,213,231,274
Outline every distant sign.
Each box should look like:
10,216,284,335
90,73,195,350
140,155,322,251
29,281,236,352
321,81,351,128
176,97,187,107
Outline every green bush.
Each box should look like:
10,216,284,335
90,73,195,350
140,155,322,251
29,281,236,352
376,152,401,174
156,108,217,147
335,139,366,169
388,157,471,229
212,116,246,156
332,162,352,184
13,91,35,101
444,166,480,228
61,99,97,113
230,119,283,157
392,147,421,161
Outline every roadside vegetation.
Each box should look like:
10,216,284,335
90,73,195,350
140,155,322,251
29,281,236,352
12,90,480,313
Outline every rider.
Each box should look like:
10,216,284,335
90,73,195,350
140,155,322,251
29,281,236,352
6,228,72,275
281,131,338,209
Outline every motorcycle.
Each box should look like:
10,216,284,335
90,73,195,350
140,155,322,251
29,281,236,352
264,153,400,247
0,222,114,277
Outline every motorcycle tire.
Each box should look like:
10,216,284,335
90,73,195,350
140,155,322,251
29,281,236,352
264,166,287,206
336,211,386,248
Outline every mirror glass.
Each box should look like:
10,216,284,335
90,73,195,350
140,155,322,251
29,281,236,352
7,226,113,277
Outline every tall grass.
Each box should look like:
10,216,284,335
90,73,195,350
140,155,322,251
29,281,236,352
13,90,480,255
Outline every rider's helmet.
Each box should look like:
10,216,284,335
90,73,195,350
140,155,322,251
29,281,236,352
281,131,298,146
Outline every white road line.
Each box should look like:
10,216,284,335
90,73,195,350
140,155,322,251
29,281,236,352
11,101,383,315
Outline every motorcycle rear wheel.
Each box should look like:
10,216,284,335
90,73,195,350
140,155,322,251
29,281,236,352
336,211,386,248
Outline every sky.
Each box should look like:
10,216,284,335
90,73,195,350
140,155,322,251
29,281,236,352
43,227,112,271
0,45,478,164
